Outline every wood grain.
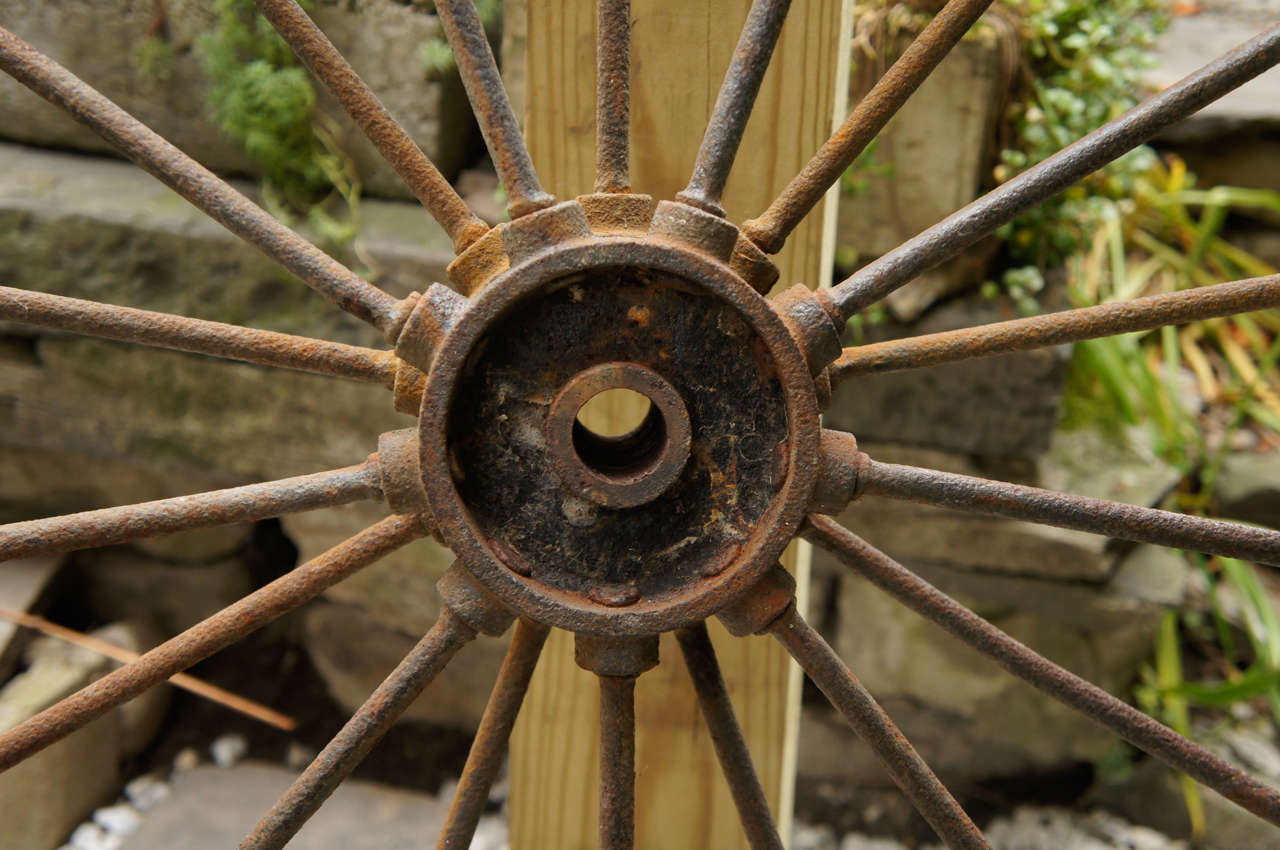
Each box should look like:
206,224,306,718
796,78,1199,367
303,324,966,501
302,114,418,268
509,0,848,846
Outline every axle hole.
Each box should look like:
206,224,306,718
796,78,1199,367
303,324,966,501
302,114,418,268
573,390,666,478
575,388,652,437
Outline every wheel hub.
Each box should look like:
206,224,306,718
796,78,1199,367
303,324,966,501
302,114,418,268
416,212,822,636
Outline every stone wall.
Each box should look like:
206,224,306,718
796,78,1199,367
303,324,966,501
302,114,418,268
0,0,476,198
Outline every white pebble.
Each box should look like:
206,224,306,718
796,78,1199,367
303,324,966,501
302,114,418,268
92,804,143,836
210,732,249,767
172,746,200,772
124,774,171,811
68,822,123,850
470,814,509,850
285,740,317,771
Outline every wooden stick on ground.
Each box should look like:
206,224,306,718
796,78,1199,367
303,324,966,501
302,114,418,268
0,607,297,731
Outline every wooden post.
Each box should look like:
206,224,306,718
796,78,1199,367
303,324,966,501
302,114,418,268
507,1,849,846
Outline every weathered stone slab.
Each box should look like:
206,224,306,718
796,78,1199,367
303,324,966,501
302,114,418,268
799,439,1188,785
119,763,455,850
0,556,60,682
0,0,476,198
837,24,1006,259
1215,450,1280,530
1149,2,1280,143
303,600,509,731
0,142,454,347
827,295,1070,458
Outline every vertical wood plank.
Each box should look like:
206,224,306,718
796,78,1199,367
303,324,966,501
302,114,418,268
509,0,847,846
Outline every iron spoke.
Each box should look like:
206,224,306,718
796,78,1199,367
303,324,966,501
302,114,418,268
831,274,1280,380
595,0,633,193
251,0,489,253
743,0,994,253
436,618,549,850
0,514,427,770
676,623,785,850
676,0,794,216
804,515,1280,828
769,605,989,849
825,22,1280,325
435,0,555,219
854,454,1280,565
240,607,477,850
0,462,383,562
0,27,402,334
0,285,397,386
599,672,638,850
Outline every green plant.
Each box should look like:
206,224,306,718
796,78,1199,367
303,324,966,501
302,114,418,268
417,0,503,79
132,35,176,82
196,0,368,259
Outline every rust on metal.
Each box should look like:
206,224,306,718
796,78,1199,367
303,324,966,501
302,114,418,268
676,0,794,216
575,633,661,677
855,453,1280,565
0,461,384,562
805,515,1280,828
676,622,785,850
546,362,693,509
0,26,404,334
769,605,991,850
252,0,489,253
742,0,995,254
377,429,431,515
827,22,1280,325
437,619,549,850
434,0,556,219
0,515,428,771
595,0,633,193
809,429,863,515
240,607,477,850
833,274,1280,379
416,233,820,636
0,285,397,386
5,0,1280,843
599,672,639,850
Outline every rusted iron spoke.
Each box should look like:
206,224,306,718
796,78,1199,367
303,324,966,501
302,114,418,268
855,454,1280,565
0,285,397,386
436,619,549,850
826,22,1280,325
769,606,989,849
832,274,1280,380
676,0,793,216
0,462,384,563
0,27,402,334
599,672,638,850
435,0,555,219
251,0,488,253
804,515,1280,828
241,607,477,850
743,0,994,253
0,514,426,771
676,623,785,850
595,0,632,193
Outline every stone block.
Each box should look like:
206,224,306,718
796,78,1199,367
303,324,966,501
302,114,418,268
0,556,60,682
836,24,1005,259
1214,450,1280,530
120,763,455,850
72,549,255,637
0,0,477,198
799,439,1188,785
0,142,454,348
302,599,508,732
827,295,1070,458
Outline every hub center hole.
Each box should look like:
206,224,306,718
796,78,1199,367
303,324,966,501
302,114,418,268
573,389,666,478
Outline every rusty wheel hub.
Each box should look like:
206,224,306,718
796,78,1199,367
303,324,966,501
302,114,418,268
416,201,822,635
